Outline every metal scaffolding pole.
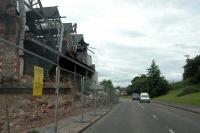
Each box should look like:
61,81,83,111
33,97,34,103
54,23,64,133
94,81,97,115
4,88,10,133
18,0,26,55
18,0,26,78
80,77,85,122
54,67,60,133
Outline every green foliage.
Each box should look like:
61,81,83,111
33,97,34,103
100,79,114,91
126,84,132,95
177,86,200,96
114,86,125,92
169,80,190,90
147,60,161,79
168,54,200,97
115,86,121,90
154,89,200,105
183,55,200,83
146,60,169,97
127,60,169,97
131,74,148,93
154,54,200,103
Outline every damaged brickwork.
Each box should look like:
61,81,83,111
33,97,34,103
0,1,21,81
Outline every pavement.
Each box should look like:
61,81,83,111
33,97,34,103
22,106,112,133
82,98,200,133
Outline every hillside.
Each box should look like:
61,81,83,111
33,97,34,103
154,81,200,105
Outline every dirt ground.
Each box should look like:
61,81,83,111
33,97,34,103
0,94,94,133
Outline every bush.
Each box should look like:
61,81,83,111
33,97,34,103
170,80,191,90
177,86,200,97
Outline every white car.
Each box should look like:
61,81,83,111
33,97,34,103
140,93,150,103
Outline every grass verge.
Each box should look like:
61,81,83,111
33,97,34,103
154,89,200,106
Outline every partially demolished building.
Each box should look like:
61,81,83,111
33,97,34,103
0,1,101,132
0,0,97,88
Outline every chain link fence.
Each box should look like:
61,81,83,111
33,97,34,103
0,37,119,133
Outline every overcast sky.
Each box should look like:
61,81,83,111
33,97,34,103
42,0,199,87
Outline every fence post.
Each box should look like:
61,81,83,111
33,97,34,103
109,88,111,105
54,23,63,133
105,86,108,106
80,77,84,122
54,67,60,133
94,81,97,115
108,87,110,106
4,88,10,133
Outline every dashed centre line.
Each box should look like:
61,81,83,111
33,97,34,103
169,129,175,133
134,101,176,133
152,114,158,119
137,102,144,109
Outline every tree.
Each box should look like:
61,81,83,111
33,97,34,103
100,79,114,91
126,60,169,97
126,84,133,95
115,86,121,91
126,74,148,95
131,74,148,93
100,79,115,102
183,55,200,83
146,60,169,97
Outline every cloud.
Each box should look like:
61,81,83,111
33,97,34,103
174,44,200,50
117,30,145,38
42,0,200,87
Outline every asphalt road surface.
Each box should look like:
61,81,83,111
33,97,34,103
83,98,200,133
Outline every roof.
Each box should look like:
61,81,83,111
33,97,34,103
63,23,73,35
74,34,83,42
72,34,89,46
26,6,61,21
26,6,62,36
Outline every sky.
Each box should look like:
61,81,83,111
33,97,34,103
42,0,200,87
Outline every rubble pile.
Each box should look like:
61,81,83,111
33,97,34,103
0,76,97,133
0,94,76,133
0,119,4,132
0,91,95,132
0,96,5,133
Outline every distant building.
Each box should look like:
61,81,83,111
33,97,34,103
120,90,128,96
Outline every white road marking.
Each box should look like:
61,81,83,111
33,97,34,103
152,114,158,119
169,129,175,133
137,102,144,109
136,102,140,106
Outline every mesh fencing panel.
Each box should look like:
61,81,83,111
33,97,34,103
0,37,119,133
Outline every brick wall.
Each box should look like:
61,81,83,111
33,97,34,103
0,13,20,81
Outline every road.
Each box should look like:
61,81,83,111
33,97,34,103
83,98,200,133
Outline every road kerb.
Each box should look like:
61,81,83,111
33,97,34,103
77,109,112,133
152,101,200,115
